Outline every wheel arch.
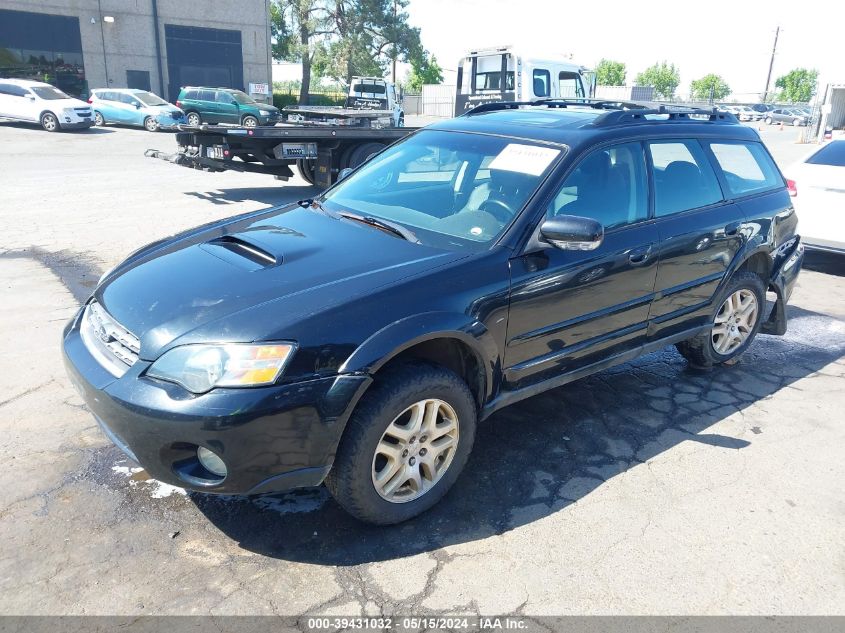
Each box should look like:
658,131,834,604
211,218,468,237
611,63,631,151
339,312,500,410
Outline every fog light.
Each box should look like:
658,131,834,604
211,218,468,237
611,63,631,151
197,447,227,477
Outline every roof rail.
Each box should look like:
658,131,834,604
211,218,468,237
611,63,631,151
462,99,648,117
592,105,739,126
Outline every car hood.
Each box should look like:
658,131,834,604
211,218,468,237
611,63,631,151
50,97,90,109
96,205,463,359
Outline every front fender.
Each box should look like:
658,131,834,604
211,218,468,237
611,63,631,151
339,311,500,402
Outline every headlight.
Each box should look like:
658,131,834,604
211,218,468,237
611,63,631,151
147,343,295,393
259,109,270,115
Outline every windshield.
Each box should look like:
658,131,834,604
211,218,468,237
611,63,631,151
229,90,256,105
321,130,563,251
134,91,168,106
31,86,70,100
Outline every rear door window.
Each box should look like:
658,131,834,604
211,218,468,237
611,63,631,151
648,140,724,216
198,90,216,102
806,141,845,167
708,142,783,196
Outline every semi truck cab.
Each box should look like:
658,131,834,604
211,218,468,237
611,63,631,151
455,46,595,115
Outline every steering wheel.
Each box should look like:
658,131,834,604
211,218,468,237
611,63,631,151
479,198,514,224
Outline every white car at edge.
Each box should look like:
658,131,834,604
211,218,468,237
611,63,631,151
785,139,845,254
0,78,93,132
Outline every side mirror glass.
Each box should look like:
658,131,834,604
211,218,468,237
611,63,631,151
540,215,604,251
338,167,353,182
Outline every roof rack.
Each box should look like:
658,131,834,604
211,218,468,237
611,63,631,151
462,98,647,116
591,105,739,127
462,100,740,126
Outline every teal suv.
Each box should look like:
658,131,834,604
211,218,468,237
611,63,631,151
175,87,280,127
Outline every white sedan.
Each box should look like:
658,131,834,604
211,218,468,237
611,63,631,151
785,140,845,254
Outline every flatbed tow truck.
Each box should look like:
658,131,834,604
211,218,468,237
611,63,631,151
145,123,415,188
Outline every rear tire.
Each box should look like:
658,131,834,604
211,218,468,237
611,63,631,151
186,112,201,126
143,116,159,132
296,159,316,185
325,362,477,525
676,271,766,369
346,142,387,170
40,112,59,132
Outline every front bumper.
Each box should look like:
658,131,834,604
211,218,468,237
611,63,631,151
156,114,187,129
62,308,371,495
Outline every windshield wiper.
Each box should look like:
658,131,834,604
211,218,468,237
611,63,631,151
338,212,419,243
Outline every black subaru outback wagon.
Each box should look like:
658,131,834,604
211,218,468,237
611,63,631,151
63,102,803,524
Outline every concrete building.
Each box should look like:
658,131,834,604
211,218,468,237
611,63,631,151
0,0,272,102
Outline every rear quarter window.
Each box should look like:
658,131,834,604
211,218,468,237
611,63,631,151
709,142,783,196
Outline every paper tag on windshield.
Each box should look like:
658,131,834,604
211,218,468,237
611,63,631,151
489,143,560,176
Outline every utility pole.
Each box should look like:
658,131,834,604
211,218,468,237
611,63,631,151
762,26,780,102
391,0,397,83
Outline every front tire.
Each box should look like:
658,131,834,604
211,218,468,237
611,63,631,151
144,116,159,132
40,112,59,132
766,117,773,125
242,115,259,127
676,271,766,368
94,111,105,126
325,363,477,525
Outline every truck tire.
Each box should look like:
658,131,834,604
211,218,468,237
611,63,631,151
325,362,477,525
296,159,316,185
347,142,387,170
675,271,766,369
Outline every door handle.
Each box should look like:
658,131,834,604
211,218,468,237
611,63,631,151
724,222,742,236
628,246,651,266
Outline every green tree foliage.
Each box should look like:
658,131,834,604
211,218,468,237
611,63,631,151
635,61,681,100
271,0,421,102
405,48,443,91
595,59,626,86
774,68,818,103
690,74,731,101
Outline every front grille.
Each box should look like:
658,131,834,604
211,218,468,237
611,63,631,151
80,302,140,377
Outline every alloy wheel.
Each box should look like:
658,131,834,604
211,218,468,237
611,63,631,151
712,289,759,355
371,399,459,503
94,112,104,126
41,113,58,132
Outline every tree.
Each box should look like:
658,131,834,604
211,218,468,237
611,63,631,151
774,68,818,103
595,59,626,86
271,0,335,104
405,48,443,91
690,74,731,102
635,61,681,100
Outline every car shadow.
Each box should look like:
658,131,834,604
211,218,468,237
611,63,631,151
192,303,845,565
0,120,114,133
184,185,320,207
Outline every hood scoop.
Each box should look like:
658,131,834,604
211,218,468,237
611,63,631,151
199,235,278,271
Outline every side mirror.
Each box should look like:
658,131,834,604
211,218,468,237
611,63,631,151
27,94,36,101
540,215,604,251
337,167,353,182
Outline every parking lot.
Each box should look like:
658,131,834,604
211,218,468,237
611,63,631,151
1,119,843,616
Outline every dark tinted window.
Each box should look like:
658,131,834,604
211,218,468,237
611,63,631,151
649,140,723,216
216,91,235,103
548,142,648,229
198,89,216,101
351,82,386,95
0,83,28,96
532,69,551,97
184,89,198,100
806,141,845,167
709,142,782,196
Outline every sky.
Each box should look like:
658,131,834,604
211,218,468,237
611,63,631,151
404,0,844,100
